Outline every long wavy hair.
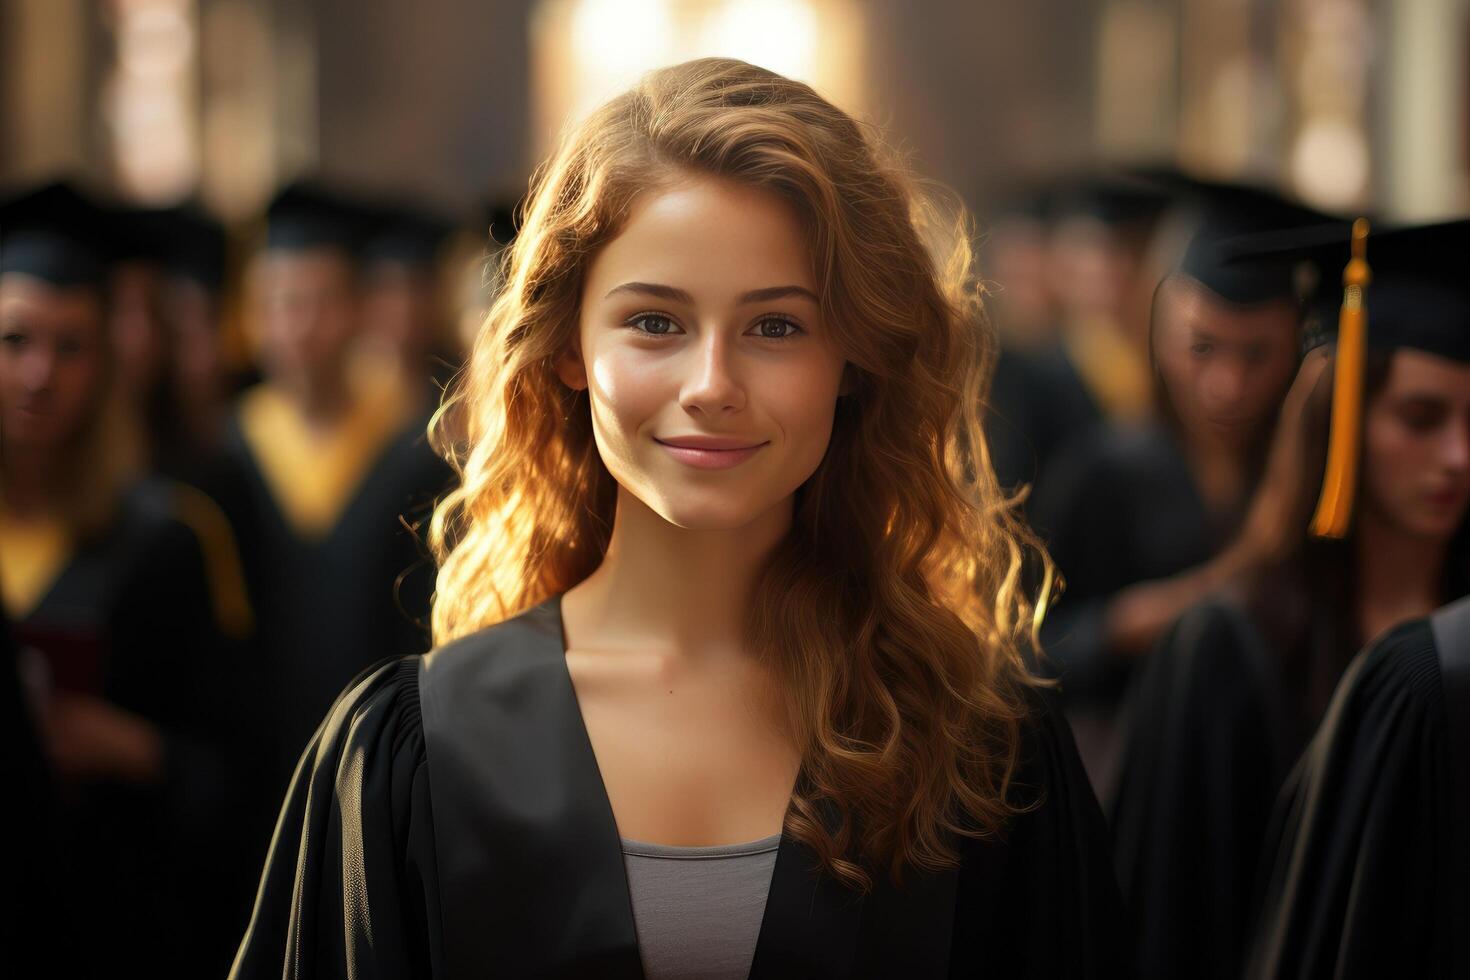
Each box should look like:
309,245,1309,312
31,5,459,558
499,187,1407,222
428,58,1052,890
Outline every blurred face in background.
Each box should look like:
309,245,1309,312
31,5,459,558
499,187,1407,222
255,248,359,399
1153,275,1300,451
985,215,1054,345
108,261,168,400
0,273,107,454
1046,216,1139,324
1361,349,1470,542
167,277,224,409
362,261,438,364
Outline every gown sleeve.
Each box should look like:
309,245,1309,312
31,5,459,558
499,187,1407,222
1247,621,1455,980
1109,599,1289,980
953,686,1132,978
1030,437,1136,694
230,656,443,980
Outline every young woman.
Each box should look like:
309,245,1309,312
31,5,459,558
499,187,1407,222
1245,220,1470,980
1111,220,1470,980
0,181,252,977
231,59,1127,978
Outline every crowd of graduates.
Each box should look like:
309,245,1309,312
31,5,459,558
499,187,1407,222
984,172,1469,977
1,160,1466,977
0,178,479,975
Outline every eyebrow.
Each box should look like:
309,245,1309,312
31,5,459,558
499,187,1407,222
602,282,820,305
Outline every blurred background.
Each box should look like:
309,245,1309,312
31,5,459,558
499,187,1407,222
4,0,1468,223
5,4,1470,976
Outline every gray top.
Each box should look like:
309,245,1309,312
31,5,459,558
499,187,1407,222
621,833,781,980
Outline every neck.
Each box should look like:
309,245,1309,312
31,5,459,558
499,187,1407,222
1354,509,1448,642
0,446,58,517
1181,429,1252,514
284,370,351,430
565,489,793,662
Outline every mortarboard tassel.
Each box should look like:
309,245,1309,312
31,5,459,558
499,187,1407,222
1309,218,1371,539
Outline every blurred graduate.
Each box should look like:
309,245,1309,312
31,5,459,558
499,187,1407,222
221,180,451,829
0,180,255,976
1113,218,1470,979
1031,177,1342,787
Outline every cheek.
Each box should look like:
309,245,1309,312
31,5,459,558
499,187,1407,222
586,346,666,436
1156,350,1200,410
52,357,105,431
763,362,843,447
1363,416,1422,508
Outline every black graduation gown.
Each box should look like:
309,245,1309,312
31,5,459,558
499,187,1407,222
985,342,1101,510
8,481,247,977
0,605,59,975
219,407,451,803
1246,598,1470,979
1109,598,1294,980
231,597,1131,979
1030,423,1223,700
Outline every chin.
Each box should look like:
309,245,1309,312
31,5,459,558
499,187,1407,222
639,487,783,533
652,502,771,532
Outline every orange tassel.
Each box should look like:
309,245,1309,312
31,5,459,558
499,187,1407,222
1310,218,1372,539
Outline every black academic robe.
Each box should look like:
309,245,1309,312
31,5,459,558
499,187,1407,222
0,605,59,975
9,481,246,977
1246,598,1470,979
985,343,1101,510
231,597,1130,979
1031,423,1226,700
219,408,451,807
1109,598,1295,980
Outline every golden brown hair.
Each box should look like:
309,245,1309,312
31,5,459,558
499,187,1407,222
429,58,1051,889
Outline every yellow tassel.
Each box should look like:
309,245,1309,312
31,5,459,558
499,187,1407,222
1310,218,1372,539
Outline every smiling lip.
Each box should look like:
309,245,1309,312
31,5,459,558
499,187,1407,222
1424,487,1469,508
655,435,768,470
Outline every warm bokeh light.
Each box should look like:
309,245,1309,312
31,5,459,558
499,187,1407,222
532,0,867,156
104,0,199,203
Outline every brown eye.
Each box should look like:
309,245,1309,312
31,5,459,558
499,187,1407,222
754,317,801,339
630,314,677,336
1397,400,1446,432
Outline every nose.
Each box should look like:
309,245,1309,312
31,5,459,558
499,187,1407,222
1440,413,1470,476
18,345,57,391
679,330,746,417
1200,357,1249,412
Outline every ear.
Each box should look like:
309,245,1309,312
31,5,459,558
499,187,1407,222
554,339,589,391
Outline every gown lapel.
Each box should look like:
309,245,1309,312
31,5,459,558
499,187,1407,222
418,596,958,979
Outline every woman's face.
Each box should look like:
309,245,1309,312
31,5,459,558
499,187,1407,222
1362,349,1470,541
566,175,847,531
254,249,359,395
1153,278,1301,449
0,273,107,453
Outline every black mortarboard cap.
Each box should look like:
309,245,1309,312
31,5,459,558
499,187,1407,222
104,203,174,266
265,180,370,256
361,202,455,269
0,180,108,289
1221,217,1470,537
158,204,228,291
1046,173,1171,229
1221,218,1470,363
1135,168,1349,304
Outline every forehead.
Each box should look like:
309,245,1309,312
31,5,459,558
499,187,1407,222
0,272,103,325
258,248,355,285
1160,278,1297,338
585,176,814,300
1382,348,1470,398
